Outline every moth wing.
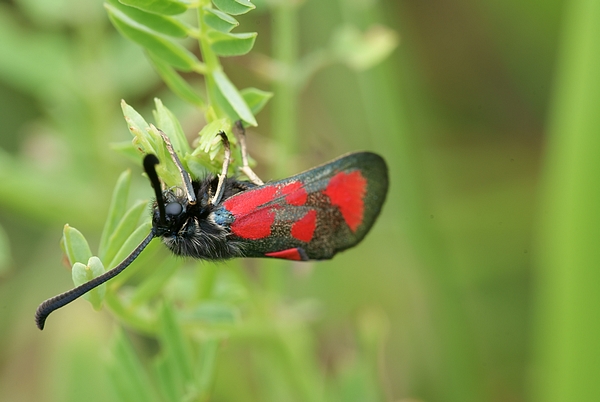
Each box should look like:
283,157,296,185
221,152,388,260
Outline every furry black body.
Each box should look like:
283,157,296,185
153,176,256,259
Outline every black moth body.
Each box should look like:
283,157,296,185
154,175,256,259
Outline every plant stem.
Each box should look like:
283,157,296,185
271,0,299,177
197,3,224,117
532,0,600,400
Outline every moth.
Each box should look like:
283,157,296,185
35,124,388,329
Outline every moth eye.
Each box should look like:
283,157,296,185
165,202,183,216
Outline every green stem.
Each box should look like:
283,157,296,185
532,0,600,400
197,3,224,117
271,1,299,177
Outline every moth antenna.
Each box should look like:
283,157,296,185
211,131,231,206
144,154,166,227
234,120,264,186
34,231,155,330
157,128,196,205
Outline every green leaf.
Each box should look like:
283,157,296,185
120,103,183,187
71,263,90,286
241,87,273,115
154,357,180,402
107,221,153,270
212,0,255,16
107,3,199,71
146,125,185,187
208,31,257,56
203,7,239,33
196,338,219,397
121,99,151,134
62,225,93,266
72,257,106,308
122,103,183,186
157,303,195,384
147,52,206,107
106,0,188,37
209,87,242,130
193,118,231,157
130,257,182,307
185,118,230,174
108,329,161,402
102,227,164,301
213,70,257,126
118,0,188,15
153,98,192,155
121,99,157,154
98,170,131,259
102,200,148,267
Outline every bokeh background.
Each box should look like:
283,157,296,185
1,0,599,401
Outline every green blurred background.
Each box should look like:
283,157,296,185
1,0,599,401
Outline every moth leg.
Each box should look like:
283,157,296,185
234,120,264,186
157,128,197,205
211,131,231,206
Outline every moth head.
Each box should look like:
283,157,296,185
151,187,190,237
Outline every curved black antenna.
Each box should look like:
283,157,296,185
35,154,165,330
211,132,231,206
35,231,155,330
144,154,166,226
157,129,196,205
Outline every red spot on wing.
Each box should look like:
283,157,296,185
280,181,307,206
291,210,317,242
323,171,367,232
223,185,278,216
265,248,303,261
230,207,275,239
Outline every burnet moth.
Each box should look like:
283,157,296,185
35,123,388,329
